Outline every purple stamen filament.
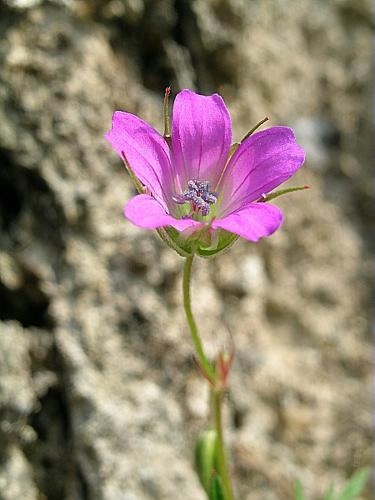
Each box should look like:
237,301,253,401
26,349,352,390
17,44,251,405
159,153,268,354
173,179,218,217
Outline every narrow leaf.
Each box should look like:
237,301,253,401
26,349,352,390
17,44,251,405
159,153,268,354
336,467,370,500
294,480,306,500
323,482,335,500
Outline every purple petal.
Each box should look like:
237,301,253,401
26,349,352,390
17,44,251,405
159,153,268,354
105,112,173,211
219,127,305,215
212,202,283,242
124,194,204,231
171,89,232,190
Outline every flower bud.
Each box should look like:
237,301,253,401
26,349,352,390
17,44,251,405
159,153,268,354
209,471,225,500
194,428,218,494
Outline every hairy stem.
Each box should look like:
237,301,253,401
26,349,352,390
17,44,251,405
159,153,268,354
183,255,235,499
182,255,214,381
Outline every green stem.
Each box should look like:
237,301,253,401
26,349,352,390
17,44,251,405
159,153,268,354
213,389,235,500
182,255,215,382
183,255,235,499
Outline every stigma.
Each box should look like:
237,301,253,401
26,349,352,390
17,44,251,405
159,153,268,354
173,179,218,216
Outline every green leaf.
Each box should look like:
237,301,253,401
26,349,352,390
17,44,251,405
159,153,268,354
335,468,370,500
323,482,335,500
294,480,306,500
194,429,219,494
209,472,225,500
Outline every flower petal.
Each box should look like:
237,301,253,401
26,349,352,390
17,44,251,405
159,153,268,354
124,194,204,232
171,89,232,190
212,202,283,242
219,127,305,215
105,112,173,210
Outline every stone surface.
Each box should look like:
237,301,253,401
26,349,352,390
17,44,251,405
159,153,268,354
0,0,372,499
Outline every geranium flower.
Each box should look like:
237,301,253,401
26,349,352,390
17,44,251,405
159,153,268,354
105,89,305,255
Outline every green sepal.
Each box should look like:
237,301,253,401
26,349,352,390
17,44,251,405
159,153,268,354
260,185,310,203
194,429,218,494
196,230,239,258
160,226,195,256
208,472,225,500
226,117,269,172
163,86,172,147
156,227,192,257
159,227,239,259
228,142,240,159
121,154,144,194
241,116,269,142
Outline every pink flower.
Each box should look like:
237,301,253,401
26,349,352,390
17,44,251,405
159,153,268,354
105,89,305,252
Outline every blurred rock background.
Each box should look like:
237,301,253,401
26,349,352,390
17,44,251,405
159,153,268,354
0,0,372,499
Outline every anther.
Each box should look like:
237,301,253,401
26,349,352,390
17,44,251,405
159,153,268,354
174,179,218,217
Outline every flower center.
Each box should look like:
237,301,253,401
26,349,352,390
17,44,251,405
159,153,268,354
173,179,218,217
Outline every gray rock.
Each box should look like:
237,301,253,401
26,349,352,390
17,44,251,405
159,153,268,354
0,0,372,499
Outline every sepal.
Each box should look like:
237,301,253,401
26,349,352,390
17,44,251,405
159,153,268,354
216,349,234,389
258,185,310,203
196,229,239,258
158,226,239,259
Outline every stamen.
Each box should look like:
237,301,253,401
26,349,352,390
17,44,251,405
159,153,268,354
174,179,218,217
